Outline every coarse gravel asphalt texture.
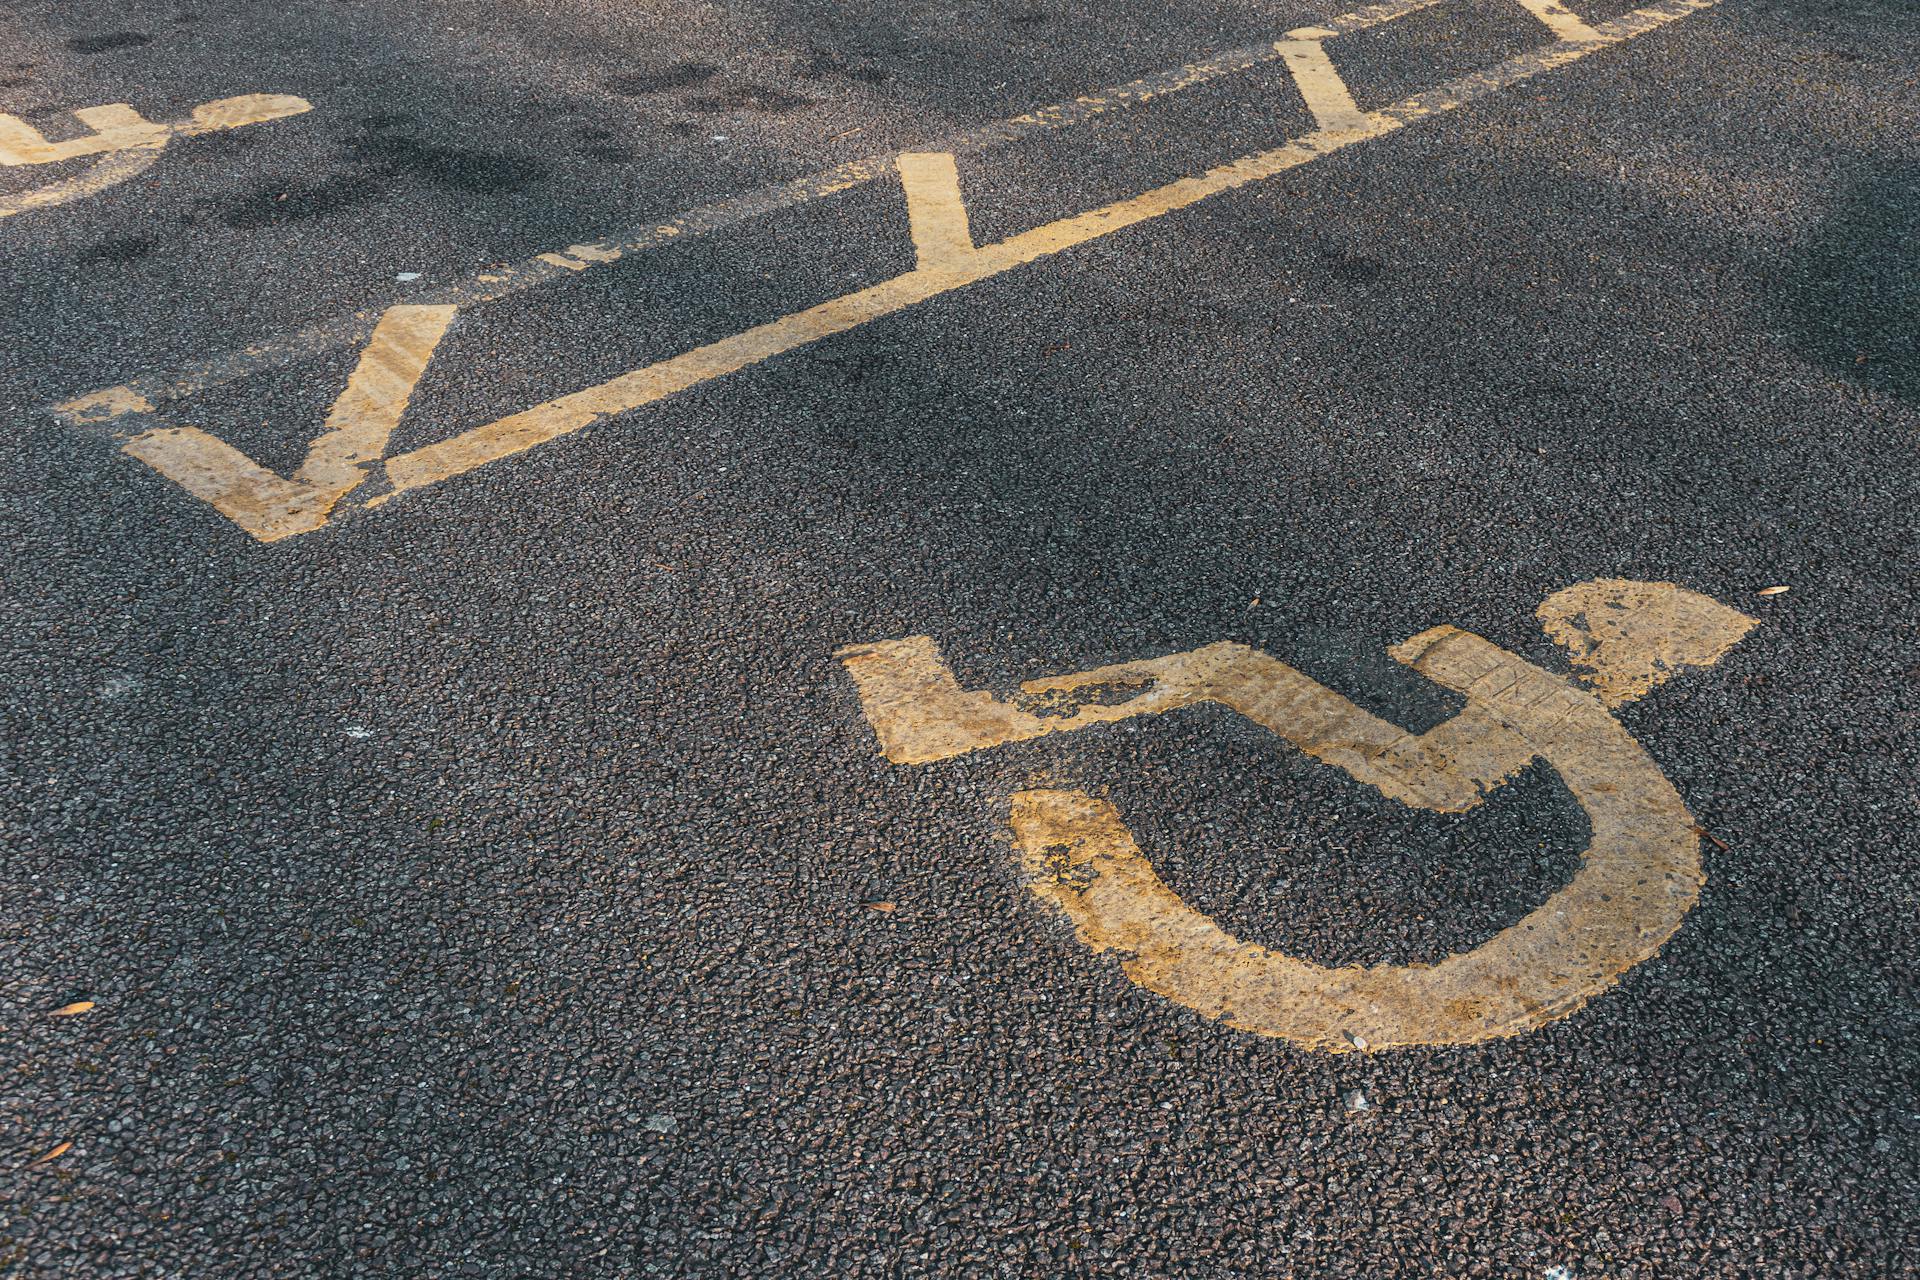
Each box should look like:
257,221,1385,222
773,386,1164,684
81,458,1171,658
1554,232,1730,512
3,0,1917,1275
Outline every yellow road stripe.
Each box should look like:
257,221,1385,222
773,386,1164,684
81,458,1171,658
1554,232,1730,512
898,152,977,271
296,304,457,492
1273,40,1376,138
52,0,1455,422
0,104,166,165
375,0,1717,510
1514,0,1603,42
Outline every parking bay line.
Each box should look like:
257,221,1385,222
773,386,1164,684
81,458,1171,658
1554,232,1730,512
52,0,1454,424
62,0,1716,540
378,0,1720,503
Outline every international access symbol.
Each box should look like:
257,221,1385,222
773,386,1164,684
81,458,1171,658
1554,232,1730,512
836,580,1756,1052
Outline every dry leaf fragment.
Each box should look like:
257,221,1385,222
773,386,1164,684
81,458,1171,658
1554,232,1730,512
1690,824,1731,852
32,1141,72,1165
50,1002,94,1017
1757,585,1790,597
864,901,898,913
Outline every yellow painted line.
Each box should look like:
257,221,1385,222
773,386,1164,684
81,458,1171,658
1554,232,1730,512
124,305,456,542
1514,0,1603,43
295,304,458,493
1273,40,1376,138
51,0,1455,422
373,0,1717,510
840,580,1757,1051
61,0,1716,538
898,152,977,271
0,93,311,221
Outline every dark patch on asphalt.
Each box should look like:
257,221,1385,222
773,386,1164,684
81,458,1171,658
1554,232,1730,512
223,129,548,227
80,237,156,265
1009,10,1052,26
573,124,635,163
190,128,261,158
1777,163,1918,404
806,49,891,84
1323,248,1388,283
66,32,152,54
607,62,717,96
223,172,385,228
356,134,548,194
684,84,815,114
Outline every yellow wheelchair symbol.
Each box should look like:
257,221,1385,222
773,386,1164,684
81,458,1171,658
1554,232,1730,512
837,579,1755,1052
1,93,310,220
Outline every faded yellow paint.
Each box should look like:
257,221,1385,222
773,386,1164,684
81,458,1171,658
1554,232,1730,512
124,305,455,541
59,0,1716,537
0,93,310,220
1514,0,1603,42
55,386,154,420
42,0,1482,425
0,145,164,221
838,580,1755,1051
1537,577,1756,704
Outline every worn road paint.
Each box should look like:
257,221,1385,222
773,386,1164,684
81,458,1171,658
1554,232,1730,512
1515,0,1604,42
124,305,456,541
1273,40,1377,138
0,94,310,220
837,580,1756,1051
50,0,1457,421
57,0,1714,539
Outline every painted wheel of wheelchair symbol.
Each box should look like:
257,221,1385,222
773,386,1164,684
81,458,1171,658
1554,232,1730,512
836,579,1756,1052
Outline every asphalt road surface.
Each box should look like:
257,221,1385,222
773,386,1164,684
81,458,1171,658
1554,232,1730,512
3,0,1916,1274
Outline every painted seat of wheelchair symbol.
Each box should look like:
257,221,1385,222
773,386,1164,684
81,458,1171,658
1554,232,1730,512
837,579,1755,1052
0,93,309,221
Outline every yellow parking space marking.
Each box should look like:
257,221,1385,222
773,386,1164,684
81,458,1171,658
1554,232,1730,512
838,580,1757,1052
125,305,456,542
50,0,1457,422
898,152,977,271
1515,0,1603,42
1273,40,1377,138
0,93,311,221
56,0,1718,539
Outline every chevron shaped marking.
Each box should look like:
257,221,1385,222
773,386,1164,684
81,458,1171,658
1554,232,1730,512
120,305,456,542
